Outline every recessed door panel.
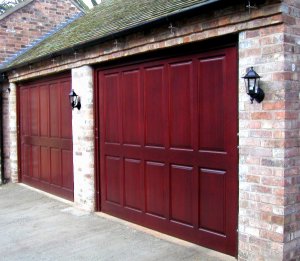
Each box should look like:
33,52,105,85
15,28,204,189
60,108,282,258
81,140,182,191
50,83,60,138
40,85,49,137
62,150,73,190
30,87,39,136
61,81,72,139
21,144,30,177
31,146,40,179
20,89,29,136
40,146,50,182
51,148,61,186
144,66,165,148
104,73,120,144
122,70,141,145
105,156,121,205
199,57,225,152
169,61,193,150
124,159,142,211
170,165,193,226
145,161,167,218
199,169,226,234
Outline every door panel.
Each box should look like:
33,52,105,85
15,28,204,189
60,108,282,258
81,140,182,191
97,47,238,255
169,61,193,150
199,168,226,234
144,66,165,148
19,74,73,200
199,57,225,152
145,161,167,218
105,156,122,204
170,165,194,226
124,158,142,211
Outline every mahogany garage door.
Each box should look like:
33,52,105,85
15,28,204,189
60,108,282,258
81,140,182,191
18,74,74,200
97,46,238,255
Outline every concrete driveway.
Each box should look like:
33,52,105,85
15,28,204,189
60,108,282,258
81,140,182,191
0,184,235,261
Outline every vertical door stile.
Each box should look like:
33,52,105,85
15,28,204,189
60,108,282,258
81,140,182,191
165,61,171,222
119,71,125,208
140,66,146,213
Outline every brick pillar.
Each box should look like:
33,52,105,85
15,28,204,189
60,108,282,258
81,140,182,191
72,66,95,211
238,25,285,260
1,82,10,183
281,2,300,260
8,82,18,183
238,24,289,260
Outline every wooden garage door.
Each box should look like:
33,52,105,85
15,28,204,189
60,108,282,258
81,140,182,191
18,74,74,200
97,47,238,255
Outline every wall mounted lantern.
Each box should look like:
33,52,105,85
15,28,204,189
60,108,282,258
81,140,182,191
242,67,265,104
69,89,81,110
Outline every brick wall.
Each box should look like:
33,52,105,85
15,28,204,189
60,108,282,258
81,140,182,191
281,1,300,260
238,24,286,261
2,84,10,183
5,1,300,260
0,0,81,65
8,83,17,183
0,83,10,184
72,66,95,211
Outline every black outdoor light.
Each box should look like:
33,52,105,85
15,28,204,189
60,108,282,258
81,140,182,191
242,67,265,104
69,89,81,110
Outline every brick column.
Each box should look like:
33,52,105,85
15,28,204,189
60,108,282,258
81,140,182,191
8,82,18,183
72,66,95,211
238,24,287,260
1,82,10,183
281,2,300,260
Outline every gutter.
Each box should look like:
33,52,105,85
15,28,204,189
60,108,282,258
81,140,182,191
0,0,233,73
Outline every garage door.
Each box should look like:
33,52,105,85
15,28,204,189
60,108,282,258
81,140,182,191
97,47,238,255
18,74,74,200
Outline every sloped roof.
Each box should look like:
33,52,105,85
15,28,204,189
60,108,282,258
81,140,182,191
2,0,221,71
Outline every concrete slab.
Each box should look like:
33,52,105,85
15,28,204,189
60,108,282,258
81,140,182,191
0,184,236,261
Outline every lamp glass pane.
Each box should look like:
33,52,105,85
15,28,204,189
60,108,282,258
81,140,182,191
249,79,256,93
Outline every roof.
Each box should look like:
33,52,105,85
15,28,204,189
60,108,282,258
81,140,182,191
2,0,221,71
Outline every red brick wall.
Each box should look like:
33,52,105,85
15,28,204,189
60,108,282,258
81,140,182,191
281,1,300,260
0,0,81,64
